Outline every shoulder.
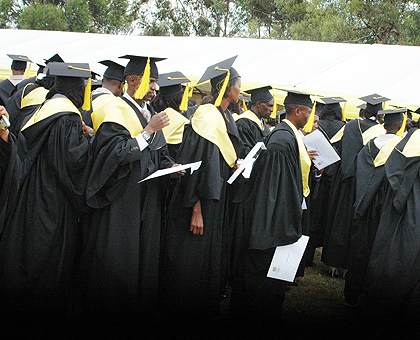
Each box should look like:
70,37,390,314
266,122,297,150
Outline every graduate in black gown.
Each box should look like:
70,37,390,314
0,63,93,328
229,85,273,310
5,54,65,136
80,59,125,128
322,94,389,274
0,54,32,106
81,55,178,323
344,109,404,307
159,56,242,322
364,126,420,316
6,73,54,137
232,90,313,325
235,85,272,156
151,71,190,160
306,97,346,266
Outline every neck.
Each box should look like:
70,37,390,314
220,97,230,112
251,108,262,120
127,87,145,106
285,115,300,129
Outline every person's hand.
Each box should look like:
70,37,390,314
190,200,203,235
82,121,94,135
170,163,185,178
307,150,319,161
232,159,243,173
0,106,10,142
144,111,169,135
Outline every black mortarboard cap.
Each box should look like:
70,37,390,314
48,62,91,93
36,63,45,74
45,53,64,64
37,54,64,74
119,55,166,78
7,54,32,70
197,55,240,87
99,60,125,82
281,89,313,108
157,71,190,97
244,85,273,104
321,96,346,110
359,93,390,113
378,108,405,124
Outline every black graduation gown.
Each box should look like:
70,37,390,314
0,79,17,106
0,101,91,318
309,120,344,244
365,129,420,311
0,134,20,237
344,138,389,305
231,121,303,323
159,107,240,320
228,113,269,290
82,100,174,318
235,113,270,158
5,83,43,136
322,118,378,269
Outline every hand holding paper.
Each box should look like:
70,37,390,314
139,161,202,183
303,130,340,170
227,142,266,184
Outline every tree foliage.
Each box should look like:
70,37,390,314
19,3,67,31
2,0,420,46
8,0,140,33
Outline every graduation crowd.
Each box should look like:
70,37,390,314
0,52,420,334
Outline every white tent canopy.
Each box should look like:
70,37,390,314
1,29,419,117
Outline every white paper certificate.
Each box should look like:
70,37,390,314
267,235,310,282
138,161,202,183
303,129,341,170
227,142,266,184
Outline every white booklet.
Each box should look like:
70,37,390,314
303,129,340,170
267,235,310,282
227,142,266,184
138,161,202,183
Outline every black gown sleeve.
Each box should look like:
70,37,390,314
86,122,150,209
175,124,230,207
0,133,20,236
247,128,303,250
45,114,92,213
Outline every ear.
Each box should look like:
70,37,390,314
127,75,136,85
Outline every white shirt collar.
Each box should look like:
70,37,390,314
8,75,26,86
374,133,397,150
122,92,151,122
93,87,114,96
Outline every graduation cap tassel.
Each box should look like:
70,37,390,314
179,83,190,112
271,93,277,118
214,69,230,107
82,77,91,111
243,99,247,112
397,113,407,137
25,63,32,78
342,102,347,122
134,57,151,100
303,98,317,133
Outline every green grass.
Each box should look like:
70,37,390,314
283,248,348,322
